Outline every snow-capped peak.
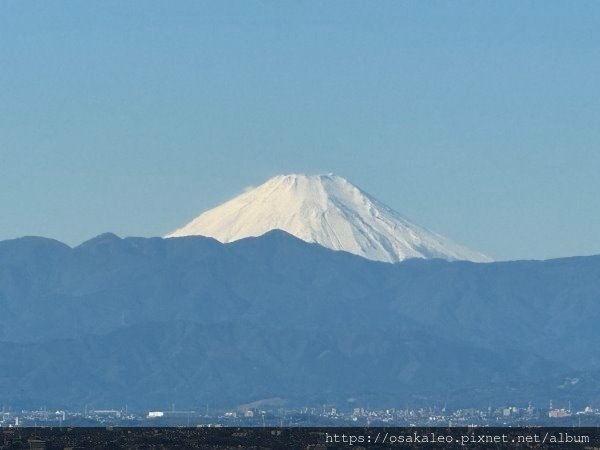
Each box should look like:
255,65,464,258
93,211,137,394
166,174,492,263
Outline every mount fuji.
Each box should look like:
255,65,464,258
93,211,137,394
166,174,491,263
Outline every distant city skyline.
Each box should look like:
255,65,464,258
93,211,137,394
2,1,600,260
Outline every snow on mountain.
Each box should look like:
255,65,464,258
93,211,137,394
166,174,492,263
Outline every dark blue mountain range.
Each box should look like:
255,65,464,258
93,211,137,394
1,230,599,410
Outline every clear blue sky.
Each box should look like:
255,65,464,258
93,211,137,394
1,1,599,261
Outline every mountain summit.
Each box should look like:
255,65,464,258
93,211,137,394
166,174,491,263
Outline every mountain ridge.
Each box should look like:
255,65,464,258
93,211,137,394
1,232,599,409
